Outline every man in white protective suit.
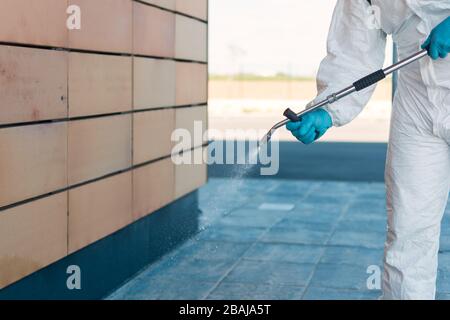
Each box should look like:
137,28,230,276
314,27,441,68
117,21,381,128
286,0,450,300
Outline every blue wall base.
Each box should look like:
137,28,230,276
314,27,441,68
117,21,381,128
0,191,200,300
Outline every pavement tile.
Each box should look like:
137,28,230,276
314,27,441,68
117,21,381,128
274,218,334,231
346,200,386,215
320,246,383,267
146,258,236,283
207,283,304,300
302,287,380,300
195,226,267,243
309,263,373,290
437,292,450,300
329,230,386,249
244,243,324,264
108,279,215,300
437,270,450,293
336,219,387,234
216,210,283,228
261,226,330,246
169,240,251,262
223,260,315,286
269,181,317,197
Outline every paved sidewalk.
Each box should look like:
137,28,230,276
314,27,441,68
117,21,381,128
108,178,450,300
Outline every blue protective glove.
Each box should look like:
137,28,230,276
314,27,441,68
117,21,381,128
421,16,450,60
286,109,332,145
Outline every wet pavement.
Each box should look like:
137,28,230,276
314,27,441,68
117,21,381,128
108,178,450,300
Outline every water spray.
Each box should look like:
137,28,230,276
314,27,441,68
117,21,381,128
260,49,428,146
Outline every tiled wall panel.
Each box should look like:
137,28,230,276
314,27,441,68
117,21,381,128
68,172,132,253
133,2,175,57
133,158,175,221
174,148,207,199
141,0,176,10
133,58,176,110
0,0,68,47
68,115,132,185
175,15,207,62
68,52,132,117
133,109,175,165
175,105,208,149
176,0,208,20
0,192,67,289
0,1,208,288
0,123,67,208
176,62,208,105
68,0,133,53
0,46,67,125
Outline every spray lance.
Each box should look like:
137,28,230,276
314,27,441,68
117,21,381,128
261,49,429,146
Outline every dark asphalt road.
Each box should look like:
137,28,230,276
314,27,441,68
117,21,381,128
208,141,388,182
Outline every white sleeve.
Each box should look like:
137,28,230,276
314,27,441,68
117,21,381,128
313,0,387,127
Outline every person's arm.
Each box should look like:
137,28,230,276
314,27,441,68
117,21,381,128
314,0,387,127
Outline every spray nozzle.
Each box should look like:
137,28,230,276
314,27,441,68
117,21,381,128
283,108,301,122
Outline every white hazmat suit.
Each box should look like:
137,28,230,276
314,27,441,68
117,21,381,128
314,0,450,299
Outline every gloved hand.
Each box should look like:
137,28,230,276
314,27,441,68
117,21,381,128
286,109,332,145
421,16,450,60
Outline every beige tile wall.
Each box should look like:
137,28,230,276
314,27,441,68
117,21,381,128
0,193,68,290
68,115,132,185
0,46,68,125
68,53,132,117
0,0,208,289
68,172,133,253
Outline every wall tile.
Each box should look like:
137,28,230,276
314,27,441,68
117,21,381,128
68,172,132,253
174,148,207,198
0,193,67,289
68,0,132,53
133,109,175,165
176,62,207,106
133,158,175,220
0,46,67,125
176,0,208,20
133,58,176,110
141,0,176,10
133,2,175,57
0,123,67,208
175,15,207,62
0,0,68,47
68,115,132,185
175,106,208,149
68,52,132,117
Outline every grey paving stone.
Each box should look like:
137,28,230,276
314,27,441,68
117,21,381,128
336,219,387,234
146,258,237,283
294,200,345,217
195,226,267,243
223,260,315,286
437,270,450,293
302,287,380,300
346,199,386,215
269,180,316,192
169,240,251,262
261,226,330,245
309,263,373,290
437,292,450,300
274,219,334,231
207,283,304,300
320,246,383,267
108,279,215,300
329,230,386,249
302,193,350,206
244,243,324,264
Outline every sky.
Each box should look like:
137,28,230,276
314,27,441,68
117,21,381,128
209,0,337,77
208,0,393,77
